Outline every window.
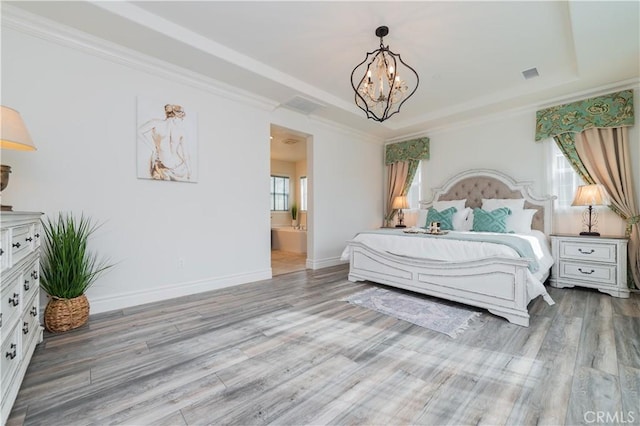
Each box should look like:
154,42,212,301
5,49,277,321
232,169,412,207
270,175,289,211
300,176,308,211
548,140,585,209
405,163,422,209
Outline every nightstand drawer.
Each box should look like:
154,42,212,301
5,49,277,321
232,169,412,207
558,241,616,263
559,261,616,285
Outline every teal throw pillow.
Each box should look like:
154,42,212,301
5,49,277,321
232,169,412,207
472,207,511,233
425,207,457,230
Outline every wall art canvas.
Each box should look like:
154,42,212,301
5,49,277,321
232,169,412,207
136,96,198,182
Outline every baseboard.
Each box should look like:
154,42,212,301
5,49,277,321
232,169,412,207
88,269,272,315
306,256,348,270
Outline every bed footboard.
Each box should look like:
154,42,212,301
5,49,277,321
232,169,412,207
346,241,532,327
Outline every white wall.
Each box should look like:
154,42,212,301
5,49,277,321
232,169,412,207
1,23,383,313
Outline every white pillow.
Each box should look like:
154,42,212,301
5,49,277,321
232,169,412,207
481,198,525,212
506,209,537,234
417,203,471,230
453,207,473,231
427,200,470,230
417,209,429,228
433,199,466,212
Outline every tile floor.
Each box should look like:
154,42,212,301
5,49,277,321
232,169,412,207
271,249,307,276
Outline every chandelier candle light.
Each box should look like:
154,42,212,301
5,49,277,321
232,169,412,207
571,184,611,236
351,26,419,122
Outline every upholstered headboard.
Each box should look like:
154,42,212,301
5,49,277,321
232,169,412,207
419,169,555,234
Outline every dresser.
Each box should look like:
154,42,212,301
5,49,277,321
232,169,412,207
550,234,629,298
1,211,43,425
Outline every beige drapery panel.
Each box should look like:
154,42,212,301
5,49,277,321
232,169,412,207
384,138,429,226
385,161,411,226
575,127,640,288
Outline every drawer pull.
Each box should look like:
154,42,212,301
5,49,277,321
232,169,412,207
23,322,29,334
12,242,21,249
578,248,595,255
25,237,33,242
24,280,30,291
9,293,19,307
6,343,17,359
0,248,3,256
30,306,38,317
0,313,2,328
31,270,38,280
578,268,595,275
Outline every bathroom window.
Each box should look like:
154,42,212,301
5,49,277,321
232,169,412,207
270,175,290,211
300,176,307,211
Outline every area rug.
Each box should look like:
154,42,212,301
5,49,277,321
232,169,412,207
345,287,481,338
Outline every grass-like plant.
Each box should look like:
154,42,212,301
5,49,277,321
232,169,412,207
291,203,298,220
40,213,113,299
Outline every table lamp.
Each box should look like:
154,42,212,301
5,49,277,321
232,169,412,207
571,184,610,236
392,195,409,228
1,106,36,211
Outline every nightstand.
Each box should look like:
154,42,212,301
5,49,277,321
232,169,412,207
550,234,629,298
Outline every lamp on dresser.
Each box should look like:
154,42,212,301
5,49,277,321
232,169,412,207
392,195,409,228
571,183,611,236
1,106,36,211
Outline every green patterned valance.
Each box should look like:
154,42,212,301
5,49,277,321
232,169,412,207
535,90,634,141
385,137,430,165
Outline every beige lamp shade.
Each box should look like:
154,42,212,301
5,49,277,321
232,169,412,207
392,195,409,210
571,184,611,207
1,106,36,151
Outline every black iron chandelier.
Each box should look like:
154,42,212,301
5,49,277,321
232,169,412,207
350,26,419,122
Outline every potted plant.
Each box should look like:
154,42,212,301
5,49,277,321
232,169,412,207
290,203,299,228
39,213,113,332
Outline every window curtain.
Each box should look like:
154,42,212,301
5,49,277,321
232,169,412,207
384,138,429,226
535,89,638,289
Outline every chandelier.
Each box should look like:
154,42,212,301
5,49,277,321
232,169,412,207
350,26,419,122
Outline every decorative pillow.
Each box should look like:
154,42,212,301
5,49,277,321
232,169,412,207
453,207,473,231
481,198,525,212
506,209,537,233
426,207,457,230
472,207,511,233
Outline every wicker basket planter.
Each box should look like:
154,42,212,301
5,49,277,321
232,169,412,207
44,294,90,333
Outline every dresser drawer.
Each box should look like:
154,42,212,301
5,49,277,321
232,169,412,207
559,261,617,286
1,324,21,400
558,240,616,263
10,225,34,266
1,275,22,335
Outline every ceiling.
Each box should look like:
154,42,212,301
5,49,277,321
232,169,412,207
4,1,640,144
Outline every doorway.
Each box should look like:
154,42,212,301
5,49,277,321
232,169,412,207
270,124,310,276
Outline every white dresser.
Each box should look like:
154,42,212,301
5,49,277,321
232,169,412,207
1,211,43,425
550,234,630,298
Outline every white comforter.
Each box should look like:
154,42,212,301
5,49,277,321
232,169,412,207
341,229,555,305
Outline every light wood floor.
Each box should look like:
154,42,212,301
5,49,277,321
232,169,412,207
8,265,640,426
271,250,306,276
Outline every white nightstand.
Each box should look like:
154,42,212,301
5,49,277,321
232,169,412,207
550,234,629,298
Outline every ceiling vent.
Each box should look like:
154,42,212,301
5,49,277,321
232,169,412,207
281,96,325,115
522,67,540,80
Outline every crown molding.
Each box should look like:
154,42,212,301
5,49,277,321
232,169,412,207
2,5,279,112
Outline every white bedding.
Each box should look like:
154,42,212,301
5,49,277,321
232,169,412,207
341,229,555,305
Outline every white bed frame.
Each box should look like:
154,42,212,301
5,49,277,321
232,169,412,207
346,169,555,327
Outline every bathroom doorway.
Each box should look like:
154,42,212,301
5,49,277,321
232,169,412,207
270,124,310,276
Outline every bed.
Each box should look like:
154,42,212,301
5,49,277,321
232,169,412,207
341,169,556,327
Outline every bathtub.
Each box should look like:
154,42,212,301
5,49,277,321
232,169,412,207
271,226,307,253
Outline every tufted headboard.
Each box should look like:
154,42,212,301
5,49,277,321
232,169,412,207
419,169,555,234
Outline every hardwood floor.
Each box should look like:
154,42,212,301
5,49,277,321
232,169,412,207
8,265,640,426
